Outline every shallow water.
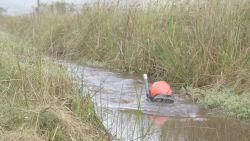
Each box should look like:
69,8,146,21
58,60,250,141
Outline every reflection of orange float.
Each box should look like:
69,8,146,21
143,74,174,103
149,115,169,127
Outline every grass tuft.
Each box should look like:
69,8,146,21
187,87,250,120
0,31,110,140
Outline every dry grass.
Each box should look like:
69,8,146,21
1,0,250,122
0,31,111,140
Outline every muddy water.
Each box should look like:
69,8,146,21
60,61,250,141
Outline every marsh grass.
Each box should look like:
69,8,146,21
0,32,110,140
1,0,250,138
4,0,250,94
186,87,250,120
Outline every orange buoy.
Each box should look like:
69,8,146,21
150,81,173,97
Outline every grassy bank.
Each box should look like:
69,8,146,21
186,87,250,120
2,0,250,119
0,32,110,140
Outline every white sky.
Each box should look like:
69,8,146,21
0,0,86,15
0,0,152,15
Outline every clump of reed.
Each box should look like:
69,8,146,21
0,31,110,140
4,0,250,93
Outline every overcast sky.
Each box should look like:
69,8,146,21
0,0,151,15
0,0,85,15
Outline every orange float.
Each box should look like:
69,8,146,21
143,74,174,103
150,81,173,97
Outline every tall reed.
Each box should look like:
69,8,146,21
0,30,110,140
4,0,250,93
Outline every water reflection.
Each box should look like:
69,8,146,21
159,117,250,141
53,59,250,141
149,116,169,127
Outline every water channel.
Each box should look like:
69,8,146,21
56,60,250,141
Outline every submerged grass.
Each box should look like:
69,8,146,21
0,32,110,140
1,0,250,120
